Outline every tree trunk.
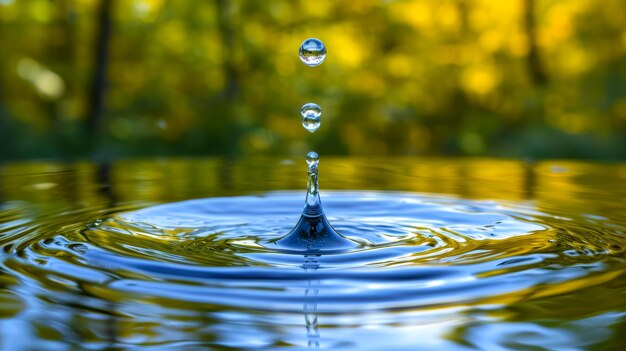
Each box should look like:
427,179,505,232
87,0,113,147
523,0,548,85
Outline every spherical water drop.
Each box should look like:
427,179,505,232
299,38,326,67
301,103,321,133
306,151,319,166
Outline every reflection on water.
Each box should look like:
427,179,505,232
303,255,320,349
0,157,625,350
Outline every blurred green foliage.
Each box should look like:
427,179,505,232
0,0,625,160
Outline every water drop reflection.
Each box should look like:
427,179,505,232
303,255,321,349
301,103,322,133
299,38,326,67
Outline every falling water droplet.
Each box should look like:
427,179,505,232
299,38,326,67
301,103,321,133
276,36,356,251
306,151,319,166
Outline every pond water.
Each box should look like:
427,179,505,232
0,157,625,350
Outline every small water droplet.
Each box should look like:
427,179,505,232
299,38,326,67
301,103,321,133
306,151,319,166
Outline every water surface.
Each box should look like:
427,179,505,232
0,157,625,350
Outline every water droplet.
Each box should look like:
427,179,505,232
301,103,321,133
299,38,326,67
306,151,319,166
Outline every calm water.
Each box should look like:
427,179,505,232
0,157,625,350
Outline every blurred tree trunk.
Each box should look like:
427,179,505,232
54,0,77,96
456,0,470,33
0,103,10,162
215,0,239,100
54,0,77,153
523,0,548,85
87,0,113,145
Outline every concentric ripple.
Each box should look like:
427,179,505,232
2,159,626,349
3,191,624,320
